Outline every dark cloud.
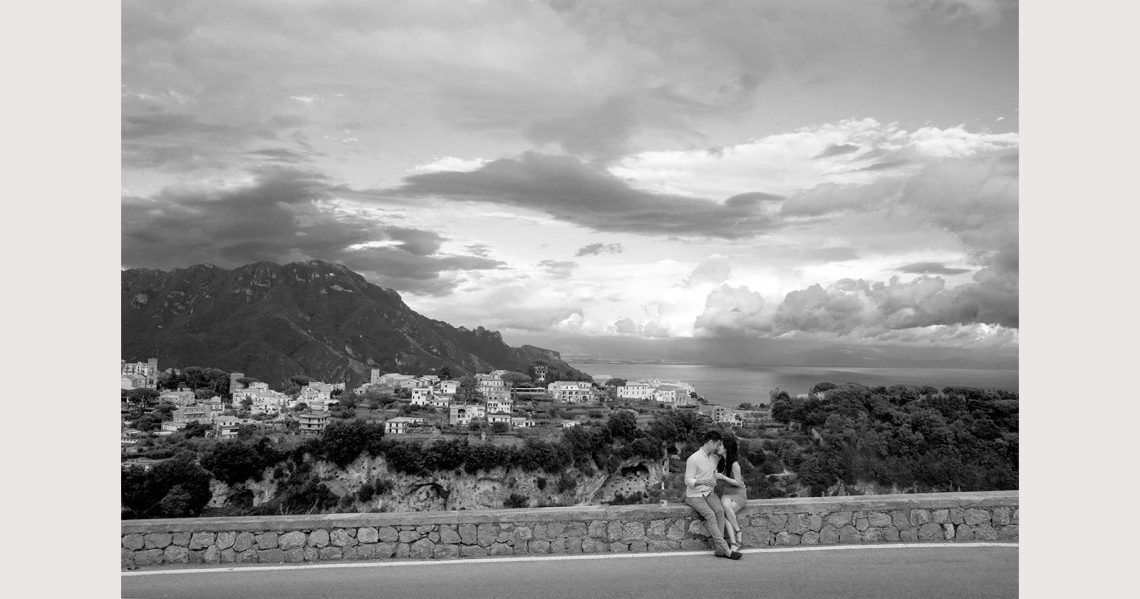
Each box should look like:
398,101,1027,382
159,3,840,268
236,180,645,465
575,242,624,257
815,143,861,158
898,262,971,275
122,111,317,172
122,167,503,296
855,158,912,172
538,260,579,279
389,152,782,239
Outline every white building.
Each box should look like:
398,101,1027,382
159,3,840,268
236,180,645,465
385,416,425,435
548,381,593,403
486,398,513,414
411,388,432,406
617,382,656,400
477,373,510,401
450,403,486,426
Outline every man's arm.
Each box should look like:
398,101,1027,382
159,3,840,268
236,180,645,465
684,455,698,489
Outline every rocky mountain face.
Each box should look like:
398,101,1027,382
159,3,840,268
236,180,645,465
121,260,588,387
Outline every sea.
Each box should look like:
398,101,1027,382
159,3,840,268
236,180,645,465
568,362,1019,408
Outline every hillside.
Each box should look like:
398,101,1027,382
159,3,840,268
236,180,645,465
121,260,588,387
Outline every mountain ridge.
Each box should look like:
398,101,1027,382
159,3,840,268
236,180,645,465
121,260,588,387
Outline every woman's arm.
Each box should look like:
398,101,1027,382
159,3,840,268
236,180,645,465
732,462,745,487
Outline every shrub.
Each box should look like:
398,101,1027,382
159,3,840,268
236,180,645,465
504,493,529,509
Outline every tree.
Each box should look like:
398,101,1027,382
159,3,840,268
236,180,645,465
491,421,510,434
321,420,386,467
457,377,483,403
290,375,313,388
606,411,639,442
240,397,253,411
738,403,756,411
771,397,796,424
437,366,452,380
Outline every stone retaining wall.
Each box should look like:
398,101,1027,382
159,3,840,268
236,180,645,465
121,491,1017,570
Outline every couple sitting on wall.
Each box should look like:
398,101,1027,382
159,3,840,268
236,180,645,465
685,430,746,560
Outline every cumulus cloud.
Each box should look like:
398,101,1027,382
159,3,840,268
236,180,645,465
695,272,1017,348
575,242,624,257
538,260,579,279
389,152,782,239
685,257,733,287
121,167,504,296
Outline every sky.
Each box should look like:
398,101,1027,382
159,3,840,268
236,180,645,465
121,0,1019,363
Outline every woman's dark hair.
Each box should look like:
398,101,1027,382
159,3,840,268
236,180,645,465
718,436,739,475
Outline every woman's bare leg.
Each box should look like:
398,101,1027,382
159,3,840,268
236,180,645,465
721,496,741,547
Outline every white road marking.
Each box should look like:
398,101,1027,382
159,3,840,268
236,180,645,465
122,542,1017,577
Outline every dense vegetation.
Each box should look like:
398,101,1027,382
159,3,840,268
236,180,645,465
769,383,1018,495
121,382,1018,518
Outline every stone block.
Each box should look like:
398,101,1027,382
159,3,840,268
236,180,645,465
532,523,547,539
859,527,883,543
357,527,379,544
964,509,991,526
775,532,800,546
318,547,343,560
234,532,255,553
477,524,498,547
992,507,1011,526
216,531,236,550
801,531,820,545
417,525,434,535
622,522,646,541
439,526,461,545
489,542,512,556
899,527,918,542
855,518,869,532
839,525,859,544
679,538,708,551
302,547,319,562
496,530,513,544
203,546,221,564
190,532,215,550
255,532,279,550
788,514,810,534
609,542,628,553
428,531,440,543
997,525,1018,540
666,521,687,541
565,537,583,553
172,532,191,547
188,550,205,565
220,549,235,564
434,544,459,560
956,524,976,541
741,527,769,547
911,509,932,526
164,546,189,564
868,512,892,527
342,546,359,560
548,538,568,554
942,524,955,540
461,545,487,558
950,508,966,524
143,533,171,549
410,539,435,559
515,526,534,542
280,531,307,550
825,511,852,528
1012,508,1019,524
890,511,909,529
375,543,396,558
237,549,258,563
647,540,679,551
932,509,950,524
819,524,840,544
549,521,567,537
580,538,602,553
332,529,354,547
135,549,164,567
284,548,305,563
528,539,551,554
881,527,900,542
974,524,998,541
688,520,707,536
377,526,399,543
567,522,588,538
808,514,823,531
260,548,285,563
458,524,477,545
628,541,647,552
917,523,942,541
309,529,330,547
768,513,789,531
121,548,136,570
122,533,145,551
588,520,607,538
395,543,411,559
607,521,624,541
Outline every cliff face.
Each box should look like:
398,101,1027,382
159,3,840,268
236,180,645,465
121,260,589,387
207,455,668,513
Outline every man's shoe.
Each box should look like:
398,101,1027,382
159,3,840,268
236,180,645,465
714,549,727,557
728,551,742,560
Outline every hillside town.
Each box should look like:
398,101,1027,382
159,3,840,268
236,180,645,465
120,359,773,460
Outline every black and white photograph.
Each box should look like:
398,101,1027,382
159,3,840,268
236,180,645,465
106,1,1055,597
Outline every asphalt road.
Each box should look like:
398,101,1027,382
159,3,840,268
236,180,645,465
122,543,1017,599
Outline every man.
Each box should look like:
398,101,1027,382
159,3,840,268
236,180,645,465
685,430,742,560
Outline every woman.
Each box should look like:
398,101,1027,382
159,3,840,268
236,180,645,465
714,436,747,552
